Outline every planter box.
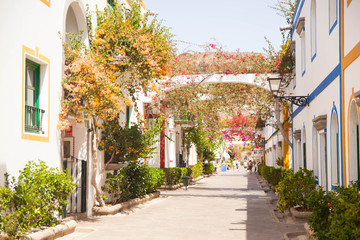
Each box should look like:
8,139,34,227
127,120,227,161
290,207,312,220
105,163,127,171
157,183,183,190
304,222,318,240
93,191,160,216
0,220,76,240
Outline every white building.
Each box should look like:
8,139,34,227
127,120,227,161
265,0,360,191
0,0,179,217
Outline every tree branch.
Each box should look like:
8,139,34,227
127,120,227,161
274,98,292,149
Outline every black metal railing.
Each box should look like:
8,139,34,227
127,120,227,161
25,105,45,133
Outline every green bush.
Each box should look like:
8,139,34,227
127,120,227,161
190,163,202,179
163,167,189,186
163,168,178,185
306,186,335,240
326,182,360,239
186,167,192,177
276,168,316,213
203,163,214,175
307,182,360,239
269,167,287,187
146,167,165,193
101,170,124,204
102,164,164,203
0,160,76,238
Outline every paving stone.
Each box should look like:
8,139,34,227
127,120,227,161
68,169,306,240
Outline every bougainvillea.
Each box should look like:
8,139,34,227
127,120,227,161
58,2,175,207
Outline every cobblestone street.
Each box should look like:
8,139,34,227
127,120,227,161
61,169,305,240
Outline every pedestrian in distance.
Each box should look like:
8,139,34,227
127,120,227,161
248,160,253,172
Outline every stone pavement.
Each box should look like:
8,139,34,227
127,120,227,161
59,169,306,240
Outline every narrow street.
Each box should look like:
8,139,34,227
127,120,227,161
61,169,305,240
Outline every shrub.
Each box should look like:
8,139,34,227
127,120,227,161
276,168,316,213
186,167,192,177
326,182,360,239
102,164,164,203
190,163,202,179
203,163,214,175
0,160,76,238
146,167,165,194
306,186,335,240
269,167,288,187
163,167,188,186
307,182,360,239
101,170,124,204
163,168,178,186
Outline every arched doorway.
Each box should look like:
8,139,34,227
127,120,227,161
62,1,89,214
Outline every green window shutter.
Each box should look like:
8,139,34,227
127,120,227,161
357,125,359,180
25,59,42,133
336,132,339,184
303,142,307,169
126,106,130,128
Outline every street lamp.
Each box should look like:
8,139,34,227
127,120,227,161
267,76,309,107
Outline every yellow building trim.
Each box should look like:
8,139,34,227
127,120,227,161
40,0,50,8
22,45,50,142
346,89,360,184
341,0,360,186
343,41,360,69
341,0,347,186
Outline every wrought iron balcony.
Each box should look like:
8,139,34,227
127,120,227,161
25,105,45,133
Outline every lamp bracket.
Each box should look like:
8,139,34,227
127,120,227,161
276,95,309,107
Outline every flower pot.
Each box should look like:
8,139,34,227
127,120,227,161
290,207,312,220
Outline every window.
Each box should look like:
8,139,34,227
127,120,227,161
320,132,328,191
313,127,319,183
301,31,306,76
349,102,359,183
329,0,338,34
331,112,340,188
107,0,115,7
25,60,44,133
310,0,317,61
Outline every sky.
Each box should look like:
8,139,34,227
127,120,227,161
144,0,288,54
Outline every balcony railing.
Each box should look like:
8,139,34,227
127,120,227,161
25,105,45,133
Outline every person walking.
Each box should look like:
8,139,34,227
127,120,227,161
248,160,253,172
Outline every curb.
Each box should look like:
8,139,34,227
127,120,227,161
304,222,317,240
92,191,160,216
25,220,76,240
1,220,76,240
283,231,307,240
289,207,312,220
157,183,184,190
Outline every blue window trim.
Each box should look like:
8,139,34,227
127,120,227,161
311,0,317,62
330,103,342,187
302,70,306,77
312,121,319,180
301,34,306,76
291,0,306,37
292,64,341,118
311,53,317,62
329,0,338,35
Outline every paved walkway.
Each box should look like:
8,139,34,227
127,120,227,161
61,169,305,240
